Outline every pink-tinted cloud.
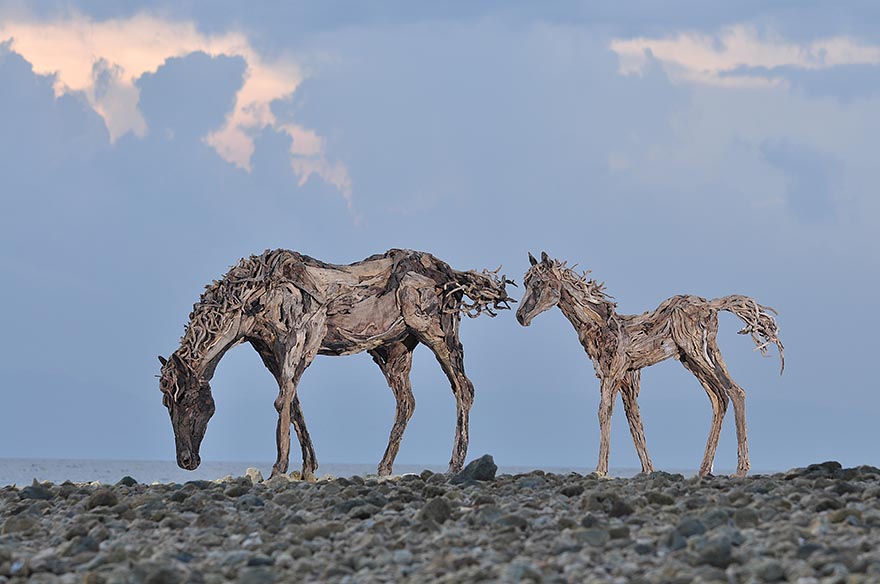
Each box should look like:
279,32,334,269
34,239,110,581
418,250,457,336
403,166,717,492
0,12,352,205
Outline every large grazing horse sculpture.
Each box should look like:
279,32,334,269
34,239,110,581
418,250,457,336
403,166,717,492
159,248,514,479
516,252,783,477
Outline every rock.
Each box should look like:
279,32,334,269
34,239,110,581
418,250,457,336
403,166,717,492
246,468,264,484
20,481,53,500
237,567,277,584
559,484,584,497
580,514,605,528
393,549,414,564
350,504,380,519
496,514,529,531
451,454,497,483
61,535,99,557
733,506,759,528
225,484,250,497
116,476,138,487
86,489,118,509
246,556,275,567
133,561,186,584
608,525,630,540
29,548,66,574
574,528,610,547
690,533,733,568
676,517,707,538
504,561,542,582
2,514,37,534
751,558,785,582
301,521,344,540
645,491,675,506
609,499,635,517
515,476,547,489
701,508,731,529
419,497,452,524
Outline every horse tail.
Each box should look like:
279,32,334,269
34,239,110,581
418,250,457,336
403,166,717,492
715,294,785,374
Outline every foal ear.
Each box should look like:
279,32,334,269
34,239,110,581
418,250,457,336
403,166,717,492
158,355,168,366
540,251,550,265
528,252,538,266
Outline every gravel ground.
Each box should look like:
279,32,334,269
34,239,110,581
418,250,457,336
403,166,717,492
1,458,878,583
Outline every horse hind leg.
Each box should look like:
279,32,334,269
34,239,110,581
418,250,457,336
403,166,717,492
370,337,417,476
414,329,474,475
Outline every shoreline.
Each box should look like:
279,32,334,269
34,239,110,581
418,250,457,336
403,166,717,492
2,459,878,582
0,458,779,487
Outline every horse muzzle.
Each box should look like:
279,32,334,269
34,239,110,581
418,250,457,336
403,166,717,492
177,450,201,470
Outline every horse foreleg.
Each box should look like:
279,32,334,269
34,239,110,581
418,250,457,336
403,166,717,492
290,393,318,481
620,371,654,474
596,380,616,477
272,382,295,479
370,339,417,476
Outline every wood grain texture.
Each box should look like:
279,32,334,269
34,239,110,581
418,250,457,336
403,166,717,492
517,252,783,477
159,249,515,478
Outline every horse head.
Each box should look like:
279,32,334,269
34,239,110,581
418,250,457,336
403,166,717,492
158,354,215,470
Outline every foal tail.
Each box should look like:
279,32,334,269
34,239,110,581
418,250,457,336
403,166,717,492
716,295,785,374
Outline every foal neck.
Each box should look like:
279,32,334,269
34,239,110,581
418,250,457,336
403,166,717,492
556,273,617,331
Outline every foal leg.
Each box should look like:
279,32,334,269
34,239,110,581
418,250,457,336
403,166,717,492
369,337,418,476
596,379,616,477
620,371,654,473
708,343,750,477
679,355,730,477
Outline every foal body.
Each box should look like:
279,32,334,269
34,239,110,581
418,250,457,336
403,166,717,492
517,253,783,477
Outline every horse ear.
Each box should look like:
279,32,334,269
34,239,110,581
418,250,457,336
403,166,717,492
158,355,168,366
528,252,538,266
540,251,550,265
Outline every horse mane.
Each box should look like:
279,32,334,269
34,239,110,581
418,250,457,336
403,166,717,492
174,249,511,372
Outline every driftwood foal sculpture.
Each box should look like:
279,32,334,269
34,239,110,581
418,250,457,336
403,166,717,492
159,249,514,479
516,252,783,477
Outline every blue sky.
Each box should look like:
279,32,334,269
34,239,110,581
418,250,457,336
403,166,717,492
1,1,878,473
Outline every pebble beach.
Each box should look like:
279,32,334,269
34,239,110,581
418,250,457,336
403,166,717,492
2,457,878,583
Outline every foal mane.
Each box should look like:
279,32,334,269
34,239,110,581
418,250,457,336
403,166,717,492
548,260,617,311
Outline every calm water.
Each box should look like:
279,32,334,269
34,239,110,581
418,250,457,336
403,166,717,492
0,458,660,486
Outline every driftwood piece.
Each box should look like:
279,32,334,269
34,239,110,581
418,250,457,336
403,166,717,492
516,252,783,477
159,249,515,478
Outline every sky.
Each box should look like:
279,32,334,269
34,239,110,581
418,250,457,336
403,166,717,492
1,1,878,474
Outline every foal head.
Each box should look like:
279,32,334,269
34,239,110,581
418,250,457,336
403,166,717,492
158,354,216,470
517,252,564,326
517,252,610,326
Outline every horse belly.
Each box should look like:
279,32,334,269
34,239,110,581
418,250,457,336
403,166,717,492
320,294,407,355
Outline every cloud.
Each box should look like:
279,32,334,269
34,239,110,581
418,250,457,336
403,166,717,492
610,25,880,87
0,12,352,205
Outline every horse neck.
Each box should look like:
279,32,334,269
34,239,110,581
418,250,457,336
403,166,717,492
176,307,249,381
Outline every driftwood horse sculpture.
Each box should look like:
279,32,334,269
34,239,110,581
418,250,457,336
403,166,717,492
159,248,514,479
516,252,783,477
